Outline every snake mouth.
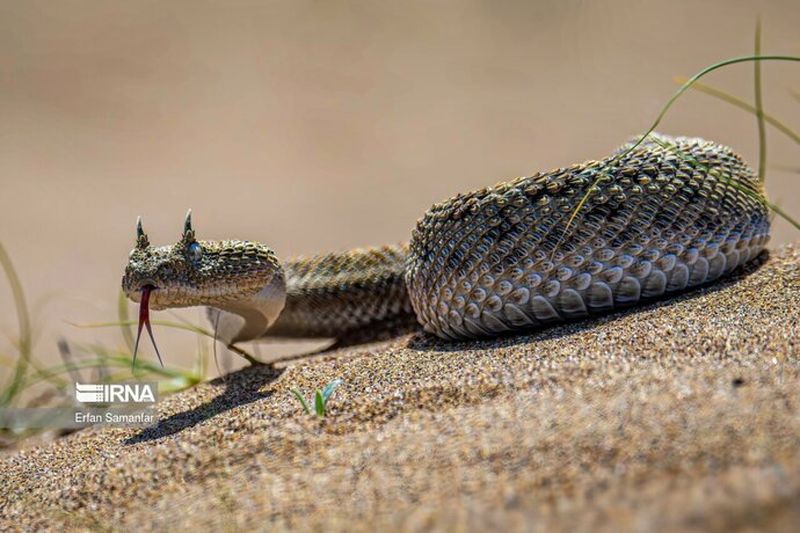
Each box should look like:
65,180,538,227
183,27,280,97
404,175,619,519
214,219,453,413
132,284,164,368
136,280,159,293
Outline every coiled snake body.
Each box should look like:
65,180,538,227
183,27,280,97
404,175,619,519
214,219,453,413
123,134,770,356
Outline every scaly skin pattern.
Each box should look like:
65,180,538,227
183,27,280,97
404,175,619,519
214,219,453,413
123,133,770,345
123,236,283,312
406,134,770,339
267,244,415,338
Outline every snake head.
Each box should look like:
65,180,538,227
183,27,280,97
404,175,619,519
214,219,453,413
122,210,285,366
122,210,283,311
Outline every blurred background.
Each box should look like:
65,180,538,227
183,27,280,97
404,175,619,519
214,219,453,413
1,0,798,373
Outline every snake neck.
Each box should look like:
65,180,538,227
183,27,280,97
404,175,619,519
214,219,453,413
264,244,415,339
207,270,287,344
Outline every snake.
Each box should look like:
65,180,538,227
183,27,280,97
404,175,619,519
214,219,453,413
122,133,771,363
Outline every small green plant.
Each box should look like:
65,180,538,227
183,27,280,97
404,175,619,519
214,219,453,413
291,378,343,417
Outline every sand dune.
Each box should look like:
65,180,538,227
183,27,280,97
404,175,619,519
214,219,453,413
1,245,798,530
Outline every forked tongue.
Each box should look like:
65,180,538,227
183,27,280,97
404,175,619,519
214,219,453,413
133,285,164,368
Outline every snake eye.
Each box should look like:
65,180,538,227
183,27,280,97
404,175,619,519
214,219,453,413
188,242,203,262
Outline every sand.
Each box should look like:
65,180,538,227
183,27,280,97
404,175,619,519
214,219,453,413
2,1,800,373
1,245,799,531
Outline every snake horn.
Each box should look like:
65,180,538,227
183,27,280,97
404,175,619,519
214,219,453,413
136,216,150,249
183,209,194,239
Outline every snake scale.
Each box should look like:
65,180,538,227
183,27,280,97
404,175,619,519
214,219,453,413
122,133,771,359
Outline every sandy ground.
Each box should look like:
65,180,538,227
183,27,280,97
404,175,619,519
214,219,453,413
0,245,798,531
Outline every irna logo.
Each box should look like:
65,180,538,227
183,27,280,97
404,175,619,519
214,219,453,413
75,383,157,404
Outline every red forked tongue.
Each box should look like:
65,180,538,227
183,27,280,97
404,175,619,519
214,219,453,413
133,285,164,368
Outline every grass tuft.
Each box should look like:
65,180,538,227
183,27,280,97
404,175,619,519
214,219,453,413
291,378,343,417
117,291,135,355
0,243,32,407
0,241,210,444
673,77,800,145
556,53,800,257
753,19,767,183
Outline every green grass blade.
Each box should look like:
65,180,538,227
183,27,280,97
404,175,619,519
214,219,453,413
117,291,135,354
18,358,129,390
674,78,800,144
559,54,800,255
0,242,32,407
57,338,82,384
80,344,196,377
20,352,196,390
194,330,208,380
641,55,798,151
322,378,342,403
314,389,325,417
753,19,767,182
766,201,800,231
167,310,213,334
773,165,800,173
648,135,800,231
70,319,215,339
291,388,311,415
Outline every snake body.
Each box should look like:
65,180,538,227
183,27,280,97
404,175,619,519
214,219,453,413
122,133,771,349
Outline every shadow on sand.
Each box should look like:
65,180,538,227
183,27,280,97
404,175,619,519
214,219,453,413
124,364,283,445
